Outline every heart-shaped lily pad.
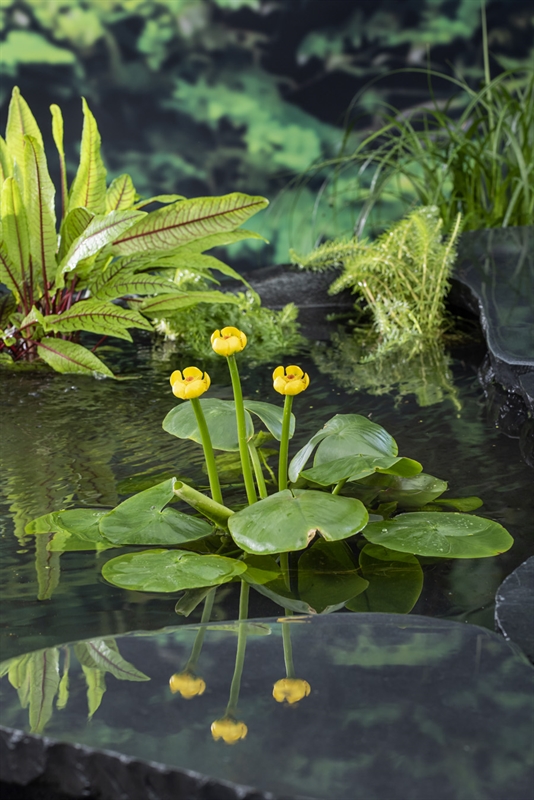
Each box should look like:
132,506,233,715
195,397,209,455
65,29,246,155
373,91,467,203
362,512,513,558
163,398,254,451
301,454,422,486
346,543,423,613
102,549,246,591
228,489,369,554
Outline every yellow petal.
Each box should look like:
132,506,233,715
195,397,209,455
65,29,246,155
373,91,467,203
170,370,182,386
172,381,186,400
273,375,289,394
286,365,304,378
272,365,285,380
182,366,203,379
211,329,221,344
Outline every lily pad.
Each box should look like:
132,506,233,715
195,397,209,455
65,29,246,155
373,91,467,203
25,509,115,551
228,489,369,554
365,472,448,508
102,549,246,592
301,455,422,487
243,400,295,441
298,540,369,613
242,554,282,585
99,478,213,545
362,512,514,558
346,543,423,613
289,414,397,481
163,398,254,451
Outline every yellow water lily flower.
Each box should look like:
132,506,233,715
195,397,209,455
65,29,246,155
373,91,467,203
211,327,247,357
272,678,311,704
211,716,248,744
169,671,206,699
273,365,310,396
170,367,211,400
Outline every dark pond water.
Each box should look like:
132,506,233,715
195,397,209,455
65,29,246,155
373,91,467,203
1,336,532,661
1,615,533,800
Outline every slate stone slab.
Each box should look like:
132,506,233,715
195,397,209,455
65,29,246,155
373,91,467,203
1,615,533,800
495,556,534,663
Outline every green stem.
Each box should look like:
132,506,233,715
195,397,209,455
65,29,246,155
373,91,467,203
190,397,223,505
227,355,257,505
332,479,347,495
173,481,233,529
247,441,268,499
278,395,294,492
186,588,216,672
226,581,249,715
282,621,295,679
280,551,290,593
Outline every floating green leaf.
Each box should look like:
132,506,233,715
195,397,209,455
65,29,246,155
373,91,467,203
242,554,282,585
163,398,254,452
25,508,114,552
301,454,422,486
243,400,295,441
298,540,369,613
346,543,424,613
102,549,246,592
370,473,448,508
228,489,369,554
362,512,514,558
433,496,483,512
112,193,268,254
99,478,213,545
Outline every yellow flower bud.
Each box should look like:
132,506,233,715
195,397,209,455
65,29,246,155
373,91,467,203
211,716,248,744
169,671,206,699
272,678,311,704
272,365,310,396
211,327,247,357
170,367,211,400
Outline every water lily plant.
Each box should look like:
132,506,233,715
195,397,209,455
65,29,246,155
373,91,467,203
26,326,513,615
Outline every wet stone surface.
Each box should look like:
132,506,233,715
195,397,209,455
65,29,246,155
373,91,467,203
495,556,534,663
1,614,533,800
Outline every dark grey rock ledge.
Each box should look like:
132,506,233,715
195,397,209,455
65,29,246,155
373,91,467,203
495,556,534,663
0,726,303,800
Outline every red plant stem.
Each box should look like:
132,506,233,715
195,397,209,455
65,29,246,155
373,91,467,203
91,335,108,353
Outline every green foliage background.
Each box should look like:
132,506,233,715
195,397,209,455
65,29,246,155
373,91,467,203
0,0,532,264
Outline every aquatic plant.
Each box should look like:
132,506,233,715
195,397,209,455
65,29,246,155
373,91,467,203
26,326,513,617
0,87,267,375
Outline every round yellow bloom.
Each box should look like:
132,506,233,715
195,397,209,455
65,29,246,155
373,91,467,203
211,716,248,744
170,367,210,400
272,365,310,396
211,327,247,357
272,678,311,704
169,671,206,698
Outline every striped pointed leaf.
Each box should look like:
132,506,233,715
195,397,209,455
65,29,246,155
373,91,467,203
68,98,107,215
92,273,180,301
112,193,268,255
37,337,114,377
0,239,24,299
175,228,268,253
0,136,13,183
44,300,153,339
28,649,60,734
106,174,136,212
139,290,240,316
5,87,43,170
24,135,57,284
1,177,30,289
133,193,185,209
59,207,94,261
60,209,145,274
159,251,249,285
73,639,149,681
82,666,106,719
50,104,67,219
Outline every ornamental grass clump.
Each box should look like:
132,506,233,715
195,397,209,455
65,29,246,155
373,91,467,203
27,326,513,620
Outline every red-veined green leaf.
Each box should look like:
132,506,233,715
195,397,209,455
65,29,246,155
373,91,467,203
50,104,68,221
28,649,60,734
106,174,137,212
92,273,181,301
5,86,43,171
60,209,145,274
112,193,268,254
44,299,152,340
58,207,94,261
24,135,57,284
133,193,185,209
0,136,13,184
37,337,114,377
1,177,30,292
0,239,23,299
68,98,107,215
138,289,240,315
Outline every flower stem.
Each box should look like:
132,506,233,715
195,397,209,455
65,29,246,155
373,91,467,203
186,588,216,672
226,581,249,715
227,355,257,505
280,551,290,592
190,397,224,505
247,441,268,499
332,479,347,495
282,621,295,679
278,395,294,492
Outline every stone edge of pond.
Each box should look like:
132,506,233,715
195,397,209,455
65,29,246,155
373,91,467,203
495,556,534,664
0,724,313,800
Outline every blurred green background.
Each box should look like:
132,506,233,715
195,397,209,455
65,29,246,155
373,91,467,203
0,0,532,266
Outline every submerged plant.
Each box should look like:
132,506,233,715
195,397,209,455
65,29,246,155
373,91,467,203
26,326,513,617
0,87,267,376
